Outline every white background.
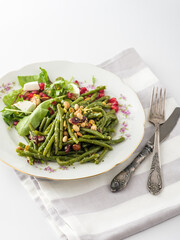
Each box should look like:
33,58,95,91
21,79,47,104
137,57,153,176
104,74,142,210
0,0,180,239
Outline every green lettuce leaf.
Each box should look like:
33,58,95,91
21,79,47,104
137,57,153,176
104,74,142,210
45,77,74,98
1,107,28,126
18,75,39,87
39,68,51,85
15,100,51,136
18,68,51,87
3,89,23,107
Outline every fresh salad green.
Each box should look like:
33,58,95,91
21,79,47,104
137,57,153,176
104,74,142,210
1,68,124,167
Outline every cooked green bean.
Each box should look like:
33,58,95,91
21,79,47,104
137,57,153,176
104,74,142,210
29,123,35,132
43,113,56,131
56,150,84,155
29,131,37,150
24,136,31,145
96,96,110,102
39,117,47,132
87,102,111,109
79,138,112,149
18,142,26,149
95,148,109,164
106,119,118,133
17,149,72,162
81,86,106,97
105,114,117,128
87,112,102,119
91,107,107,130
107,109,116,115
67,121,79,144
46,148,51,157
33,130,47,136
71,96,84,105
79,92,98,106
38,119,56,152
105,137,125,145
43,121,54,134
43,134,55,156
57,146,101,166
80,154,99,164
82,135,111,140
18,142,38,153
81,128,106,139
55,118,60,154
42,117,48,131
57,104,64,149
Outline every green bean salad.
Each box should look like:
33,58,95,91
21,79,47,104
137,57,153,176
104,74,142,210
1,68,125,167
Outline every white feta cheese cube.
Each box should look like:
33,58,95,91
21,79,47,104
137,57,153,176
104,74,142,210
23,81,40,91
14,101,36,112
71,83,80,96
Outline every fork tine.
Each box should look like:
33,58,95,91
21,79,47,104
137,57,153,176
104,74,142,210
162,88,166,117
155,87,158,114
150,87,155,115
159,88,162,115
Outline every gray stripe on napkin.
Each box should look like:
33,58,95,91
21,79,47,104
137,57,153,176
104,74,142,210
52,155,180,217
80,202,180,240
99,48,146,79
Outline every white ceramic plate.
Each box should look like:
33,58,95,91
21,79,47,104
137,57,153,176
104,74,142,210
0,61,145,180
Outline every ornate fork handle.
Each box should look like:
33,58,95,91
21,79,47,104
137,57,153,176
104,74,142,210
147,125,162,195
111,141,153,192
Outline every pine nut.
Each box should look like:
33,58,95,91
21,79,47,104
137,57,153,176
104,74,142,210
73,125,80,132
62,136,68,142
91,125,97,131
64,101,70,109
74,104,79,111
81,122,86,127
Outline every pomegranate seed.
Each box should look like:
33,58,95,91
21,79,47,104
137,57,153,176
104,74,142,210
80,87,87,95
98,92,105,98
13,121,19,126
20,95,25,100
67,92,73,98
50,110,54,115
32,90,39,94
24,91,30,97
39,92,44,97
42,93,48,97
48,107,51,111
27,93,33,99
39,82,45,91
109,98,117,103
26,97,30,101
51,101,57,106
112,101,119,107
99,89,104,93
112,105,119,112
74,80,79,86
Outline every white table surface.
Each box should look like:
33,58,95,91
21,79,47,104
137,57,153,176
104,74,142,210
0,0,180,239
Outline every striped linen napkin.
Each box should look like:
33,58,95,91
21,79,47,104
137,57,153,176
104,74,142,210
16,48,180,240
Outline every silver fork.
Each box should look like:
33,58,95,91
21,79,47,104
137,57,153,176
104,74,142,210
147,87,166,195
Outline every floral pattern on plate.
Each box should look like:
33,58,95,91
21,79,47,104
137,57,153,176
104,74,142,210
0,82,16,99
